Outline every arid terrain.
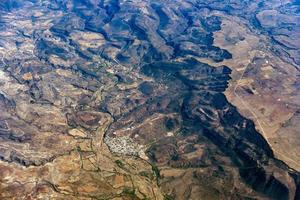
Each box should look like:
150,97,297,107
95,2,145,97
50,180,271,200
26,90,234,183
0,0,299,200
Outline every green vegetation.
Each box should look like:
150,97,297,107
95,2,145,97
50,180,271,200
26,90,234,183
176,128,189,136
122,187,137,199
106,72,114,78
139,171,154,180
76,146,82,151
164,194,175,200
115,160,125,168
151,163,161,181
